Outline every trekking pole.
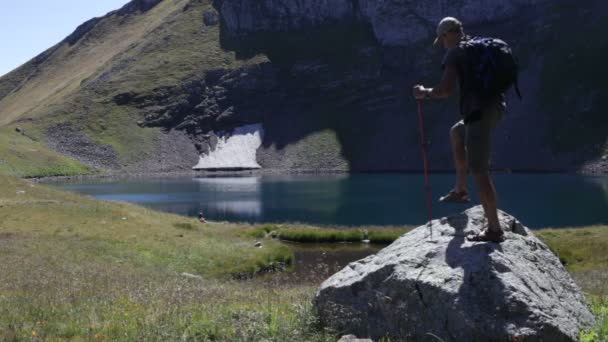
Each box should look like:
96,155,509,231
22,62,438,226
416,100,433,240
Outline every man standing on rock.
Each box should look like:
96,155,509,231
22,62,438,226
413,17,507,242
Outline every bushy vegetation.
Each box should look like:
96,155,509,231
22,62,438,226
243,224,410,244
367,228,411,244
279,227,364,243
579,296,608,342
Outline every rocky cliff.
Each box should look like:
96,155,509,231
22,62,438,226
212,0,608,172
0,0,606,174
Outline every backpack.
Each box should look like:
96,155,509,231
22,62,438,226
460,37,521,100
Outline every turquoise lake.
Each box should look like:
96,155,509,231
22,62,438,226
49,174,608,229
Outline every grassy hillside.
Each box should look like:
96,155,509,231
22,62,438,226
0,174,292,278
0,0,267,176
0,126,92,177
0,174,334,340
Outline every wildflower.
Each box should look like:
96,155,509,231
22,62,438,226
32,331,37,336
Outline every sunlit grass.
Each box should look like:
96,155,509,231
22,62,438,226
536,227,608,340
0,127,93,177
536,227,608,273
0,174,333,340
243,224,410,244
0,174,292,278
579,295,608,342
0,238,329,340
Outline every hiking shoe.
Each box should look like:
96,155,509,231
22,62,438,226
439,190,470,203
466,229,505,243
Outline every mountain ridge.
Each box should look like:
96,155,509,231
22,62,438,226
0,0,606,176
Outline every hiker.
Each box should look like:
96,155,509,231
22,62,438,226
412,17,516,243
198,211,207,223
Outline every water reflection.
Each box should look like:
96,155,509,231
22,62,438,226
209,201,262,217
193,176,261,189
49,174,608,228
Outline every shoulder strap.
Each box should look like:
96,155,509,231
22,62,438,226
514,79,522,99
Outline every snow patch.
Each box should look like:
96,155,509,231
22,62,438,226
193,124,263,170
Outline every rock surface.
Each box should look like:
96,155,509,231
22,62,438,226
2,0,606,174
220,0,550,46
220,0,355,34
337,335,372,342
314,206,595,341
211,0,607,173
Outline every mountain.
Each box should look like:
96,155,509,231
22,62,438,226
0,0,606,176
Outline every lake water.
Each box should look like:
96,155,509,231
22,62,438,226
49,173,608,229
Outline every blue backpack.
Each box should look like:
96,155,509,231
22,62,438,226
460,37,522,100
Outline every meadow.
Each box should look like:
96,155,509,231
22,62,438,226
0,174,606,340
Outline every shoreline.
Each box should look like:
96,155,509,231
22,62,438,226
29,166,608,183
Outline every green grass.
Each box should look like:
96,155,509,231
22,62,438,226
173,222,197,230
283,129,349,170
1,173,607,339
0,173,338,340
367,228,411,244
579,296,608,342
81,103,157,165
242,224,278,239
279,227,364,243
537,226,608,340
0,126,93,177
536,227,608,273
242,224,410,244
0,248,330,341
0,174,292,278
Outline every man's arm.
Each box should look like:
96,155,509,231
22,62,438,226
413,65,457,99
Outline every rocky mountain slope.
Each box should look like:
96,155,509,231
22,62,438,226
0,0,606,175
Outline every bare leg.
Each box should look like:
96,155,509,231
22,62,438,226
473,172,502,233
450,124,467,193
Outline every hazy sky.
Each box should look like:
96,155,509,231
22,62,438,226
0,0,131,77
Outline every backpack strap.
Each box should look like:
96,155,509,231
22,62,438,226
513,54,522,99
514,79,522,99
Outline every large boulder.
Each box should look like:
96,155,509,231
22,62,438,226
314,206,595,341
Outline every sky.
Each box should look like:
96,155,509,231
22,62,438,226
0,0,131,77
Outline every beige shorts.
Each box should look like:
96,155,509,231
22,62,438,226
452,103,504,174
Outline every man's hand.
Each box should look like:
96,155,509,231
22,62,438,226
412,66,457,101
413,85,429,100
